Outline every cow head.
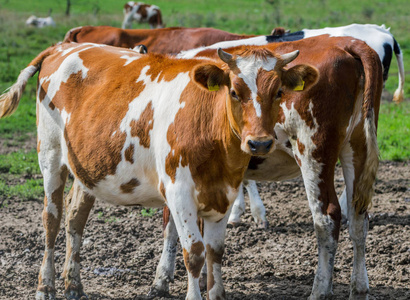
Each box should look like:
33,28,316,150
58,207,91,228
192,48,318,156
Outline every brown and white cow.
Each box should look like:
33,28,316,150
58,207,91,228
122,1,164,29
154,36,383,299
0,42,318,300
63,25,256,54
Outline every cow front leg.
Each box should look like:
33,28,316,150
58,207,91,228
299,160,341,300
148,206,178,298
203,211,231,300
36,166,68,300
62,180,95,300
166,191,205,300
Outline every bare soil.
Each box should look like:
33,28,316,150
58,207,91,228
0,159,409,300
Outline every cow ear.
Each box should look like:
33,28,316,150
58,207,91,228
281,64,319,92
192,64,229,92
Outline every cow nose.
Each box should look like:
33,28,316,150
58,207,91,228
247,139,274,155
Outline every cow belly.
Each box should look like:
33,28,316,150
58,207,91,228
89,178,164,207
245,149,301,182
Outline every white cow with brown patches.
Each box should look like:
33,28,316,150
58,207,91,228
0,42,318,300
157,35,383,300
122,1,164,29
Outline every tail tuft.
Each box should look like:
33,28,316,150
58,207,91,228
0,65,38,118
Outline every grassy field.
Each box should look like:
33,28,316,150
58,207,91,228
0,0,409,202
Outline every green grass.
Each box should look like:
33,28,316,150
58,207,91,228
0,150,40,174
378,102,410,161
0,0,409,203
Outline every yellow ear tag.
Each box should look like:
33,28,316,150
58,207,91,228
293,80,305,91
208,84,220,91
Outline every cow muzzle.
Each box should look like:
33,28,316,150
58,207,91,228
243,136,275,155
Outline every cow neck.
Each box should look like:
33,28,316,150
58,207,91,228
225,94,241,141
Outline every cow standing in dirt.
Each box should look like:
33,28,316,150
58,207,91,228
155,35,383,299
122,1,164,29
0,42,317,300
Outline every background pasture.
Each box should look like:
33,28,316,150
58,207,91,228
0,1,409,299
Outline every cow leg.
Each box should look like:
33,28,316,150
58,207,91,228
166,189,205,300
304,163,341,300
340,124,378,300
203,210,231,300
62,179,95,300
338,188,349,224
296,149,341,300
148,206,178,297
36,163,68,300
227,183,245,226
245,180,268,228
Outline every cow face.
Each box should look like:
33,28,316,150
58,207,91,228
192,48,318,156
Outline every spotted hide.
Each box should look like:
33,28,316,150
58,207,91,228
179,23,404,103
63,25,255,54
159,35,383,300
0,42,318,300
122,1,164,29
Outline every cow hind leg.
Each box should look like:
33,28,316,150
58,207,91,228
245,180,268,228
340,120,378,299
36,162,68,300
227,183,245,226
340,144,370,300
63,179,95,300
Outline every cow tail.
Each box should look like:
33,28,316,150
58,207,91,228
347,41,383,215
392,38,405,103
0,47,56,118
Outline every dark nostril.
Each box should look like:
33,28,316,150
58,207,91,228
247,140,274,154
264,140,273,151
247,140,257,152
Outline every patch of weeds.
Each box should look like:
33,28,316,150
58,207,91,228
0,150,40,175
141,208,157,217
0,177,44,201
105,216,118,223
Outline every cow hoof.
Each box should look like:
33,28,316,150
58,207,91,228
36,290,56,300
258,220,269,229
349,292,369,300
65,290,88,300
227,221,241,228
147,286,170,299
199,273,207,291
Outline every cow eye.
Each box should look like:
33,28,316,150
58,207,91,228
276,89,284,99
230,89,239,100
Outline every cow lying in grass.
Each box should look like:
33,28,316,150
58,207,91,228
25,15,56,28
0,42,318,300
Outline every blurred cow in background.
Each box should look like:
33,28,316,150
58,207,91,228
122,1,164,29
26,9,56,28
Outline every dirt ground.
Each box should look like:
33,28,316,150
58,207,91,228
0,159,408,300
